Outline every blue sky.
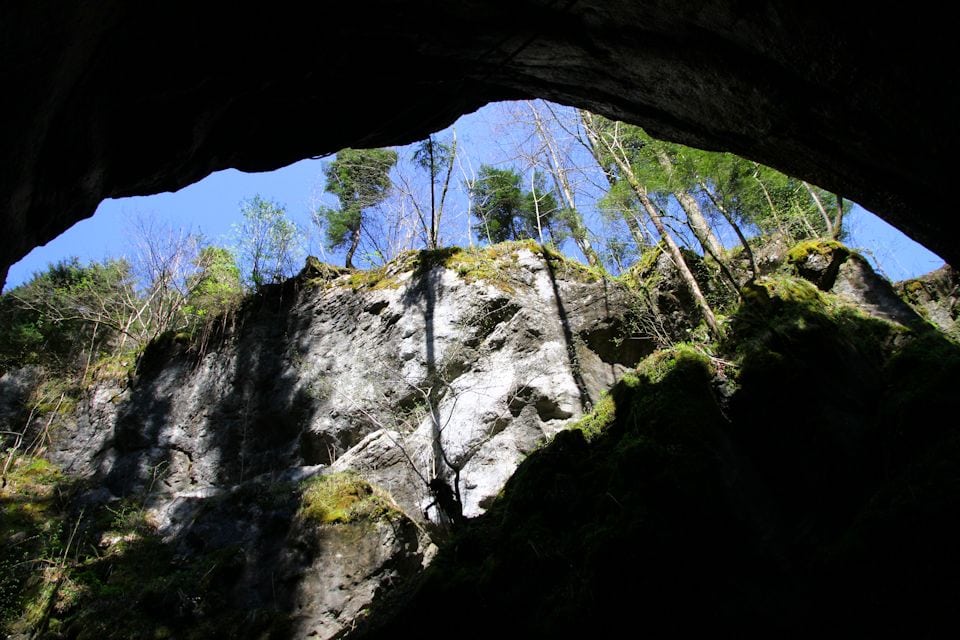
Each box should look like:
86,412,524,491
5,102,945,290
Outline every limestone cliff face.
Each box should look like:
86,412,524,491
349,244,960,640
54,245,643,519
5,241,958,638
19,244,648,637
895,265,960,339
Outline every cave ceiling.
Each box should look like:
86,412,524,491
3,2,958,284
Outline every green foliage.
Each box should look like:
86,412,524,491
339,240,582,295
588,112,849,255
471,166,562,245
412,136,454,181
523,172,563,242
635,342,713,384
0,258,137,374
686,148,848,243
299,472,398,524
233,195,301,288
316,204,360,251
182,246,243,322
568,372,642,440
316,148,398,267
786,238,847,264
472,165,526,243
0,455,67,634
323,148,398,217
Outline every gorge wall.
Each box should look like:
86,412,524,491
2,244,663,638
4,240,960,638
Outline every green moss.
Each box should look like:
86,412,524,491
24,375,80,417
904,279,925,295
730,274,904,369
568,390,618,440
83,350,140,386
636,343,713,384
536,243,606,283
617,243,666,291
786,238,847,264
568,344,715,443
338,241,604,296
301,256,349,282
4,455,62,486
1,456,63,543
440,244,523,293
299,472,399,524
342,250,431,291
0,455,68,634
344,264,396,290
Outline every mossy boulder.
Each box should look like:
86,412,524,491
299,255,349,283
299,472,400,525
895,264,959,338
786,238,849,290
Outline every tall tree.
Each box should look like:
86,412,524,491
316,148,398,268
471,166,525,244
471,165,562,245
580,110,723,338
684,150,849,245
525,101,602,266
183,247,242,322
127,214,209,342
523,170,563,245
411,133,457,250
234,195,301,287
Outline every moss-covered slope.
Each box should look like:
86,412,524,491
355,273,960,638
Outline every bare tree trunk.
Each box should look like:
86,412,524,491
753,167,815,240
435,129,457,249
833,193,845,239
636,188,722,338
700,181,757,282
428,138,437,249
801,180,834,237
345,226,361,269
528,102,601,267
83,321,98,381
681,215,741,295
531,172,545,244
623,212,650,250
581,109,721,338
455,148,476,249
655,150,724,258
577,110,651,252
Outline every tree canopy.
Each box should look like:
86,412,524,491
471,165,563,245
316,148,398,268
234,195,300,288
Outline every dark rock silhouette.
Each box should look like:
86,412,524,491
2,4,958,285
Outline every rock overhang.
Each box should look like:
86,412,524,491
2,3,958,286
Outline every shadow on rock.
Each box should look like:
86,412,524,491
349,275,960,639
